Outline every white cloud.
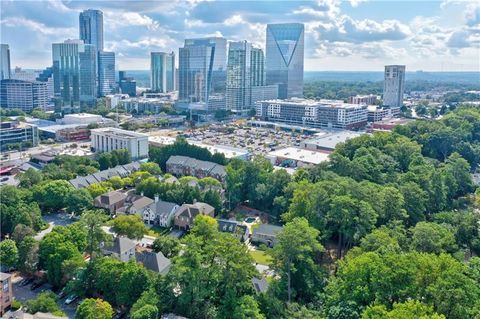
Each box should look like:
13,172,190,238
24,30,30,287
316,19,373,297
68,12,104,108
0,17,76,36
349,0,367,8
104,12,160,30
224,15,245,26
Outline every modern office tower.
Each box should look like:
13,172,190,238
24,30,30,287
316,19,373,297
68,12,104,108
151,52,175,93
52,39,97,112
36,67,55,99
90,127,149,160
119,71,136,97
256,98,368,130
383,65,406,107
265,23,304,99
0,44,11,80
178,37,227,113
0,79,49,111
0,121,39,151
98,51,116,96
226,41,252,114
79,9,104,51
251,47,266,87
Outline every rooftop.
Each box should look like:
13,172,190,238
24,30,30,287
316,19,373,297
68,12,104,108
188,141,249,159
90,127,148,139
268,147,330,165
304,130,364,150
258,98,366,109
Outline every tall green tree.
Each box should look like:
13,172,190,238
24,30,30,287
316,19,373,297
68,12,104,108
80,210,111,258
112,215,147,240
76,298,113,319
0,239,18,268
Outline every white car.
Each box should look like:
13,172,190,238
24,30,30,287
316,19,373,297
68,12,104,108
64,295,78,305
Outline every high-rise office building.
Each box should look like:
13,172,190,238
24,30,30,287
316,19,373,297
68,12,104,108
79,9,104,51
36,67,54,100
0,79,48,111
119,71,136,97
98,51,115,96
383,65,406,107
1,44,11,80
151,52,175,93
251,48,266,87
52,40,97,112
226,41,251,114
265,23,304,99
178,37,227,112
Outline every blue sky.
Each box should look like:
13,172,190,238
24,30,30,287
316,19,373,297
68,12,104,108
1,0,479,71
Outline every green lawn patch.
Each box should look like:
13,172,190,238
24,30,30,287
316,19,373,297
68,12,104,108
250,250,273,266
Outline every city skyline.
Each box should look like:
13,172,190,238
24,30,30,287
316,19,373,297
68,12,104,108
0,0,479,72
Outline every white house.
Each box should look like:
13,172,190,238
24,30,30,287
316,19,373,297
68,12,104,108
141,195,179,227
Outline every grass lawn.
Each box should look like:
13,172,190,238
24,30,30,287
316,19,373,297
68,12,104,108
250,250,273,266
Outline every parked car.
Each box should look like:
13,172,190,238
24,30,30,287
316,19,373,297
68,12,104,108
65,295,78,305
19,277,34,287
57,288,66,299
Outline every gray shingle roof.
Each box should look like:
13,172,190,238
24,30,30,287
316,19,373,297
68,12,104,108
136,251,171,274
68,161,141,188
154,200,178,218
253,224,283,237
104,236,136,255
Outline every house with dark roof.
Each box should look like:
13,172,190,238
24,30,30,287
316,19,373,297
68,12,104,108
218,219,250,242
251,224,283,247
166,155,226,183
94,190,127,214
142,196,180,227
102,236,136,262
68,161,141,188
136,251,171,275
252,277,269,294
117,193,154,216
174,202,215,230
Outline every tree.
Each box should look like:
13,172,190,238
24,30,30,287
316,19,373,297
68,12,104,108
98,153,112,170
0,239,18,268
130,288,160,317
12,224,34,244
25,292,64,316
66,188,93,215
131,305,159,319
140,162,162,175
112,215,147,240
359,228,401,254
410,222,458,254
17,236,39,275
76,298,113,319
18,168,43,187
362,300,446,319
32,180,74,212
86,183,110,198
232,295,266,319
271,217,325,304
152,236,180,258
80,210,111,258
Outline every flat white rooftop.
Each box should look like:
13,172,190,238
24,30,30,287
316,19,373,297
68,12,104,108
90,127,148,139
188,141,249,159
305,130,364,150
268,147,330,165
259,98,365,109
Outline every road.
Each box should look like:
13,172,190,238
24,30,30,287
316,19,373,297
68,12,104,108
35,213,75,241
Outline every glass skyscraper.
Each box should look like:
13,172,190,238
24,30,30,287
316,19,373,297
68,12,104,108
150,52,175,93
52,40,97,112
178,37,227,112
1,44,11,80
265,23,304,99
226,41,251,114
98,51,116,96
79,9,104,51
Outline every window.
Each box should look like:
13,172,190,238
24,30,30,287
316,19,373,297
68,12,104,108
3,281,9,292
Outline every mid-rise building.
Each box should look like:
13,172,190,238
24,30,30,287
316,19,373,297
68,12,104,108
256,98,368,130
0,44,11,81
150,52,175,93
79,9,104,51
349,94,378,105
119,71,136,97
98,51,116,96
178,37,227,113
383,65,406,107
36,66,55,99
0,273,12,316
121,97,173,114
265,23,304,99
0,121,39,151
61,113,103,125
52,39,97,112
90,127,148,160
0,79,48,111
11,67,40,82
106,93,130,108
367,105,401,122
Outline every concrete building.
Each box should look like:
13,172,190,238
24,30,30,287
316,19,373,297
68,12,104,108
11,67,40,82
121,97,173,114
0,79,49,111
188,141,250,160
256,98,368,130
265,23,304,99
178,37,227,113
119,71,136,97
52,39,97,112
349,94,378,105
90,127,149,160
367,105,400,122
106,94,130,108
383,65,406,107
0,121,39,151
267,146,330,168
98,51,115,96
0,44,11,80
301,130,364,153
0,273,12,316
151,52,175,93
39,124,90,142
36,67,55,100
61,113,102,125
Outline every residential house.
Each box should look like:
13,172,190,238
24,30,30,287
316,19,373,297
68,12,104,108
102,236,136,262
218,219,250,242
166,155,226,183
93,190,127,214
251,224,283,247
136,251,171,275
69,161,141,188
252,277,269,294
174,202,215,230
144,196,179,227
117,192,154,216
8,311,68,319
0,272,12,316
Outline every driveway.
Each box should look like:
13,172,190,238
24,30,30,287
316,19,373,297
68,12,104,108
35,213,75,241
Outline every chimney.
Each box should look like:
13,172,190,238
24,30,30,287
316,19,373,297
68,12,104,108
155,194,159,203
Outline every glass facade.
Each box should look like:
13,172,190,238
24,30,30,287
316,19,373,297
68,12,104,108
52,40,96,112
1,44,11,81
226,41,251,113
265,23,304,99
98,51,115,96
178,37,227,112
79,9,104,51
150,52,175,93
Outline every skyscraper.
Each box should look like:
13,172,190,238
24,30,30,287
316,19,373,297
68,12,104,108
383,65,406,107
1,44,11,80
226,41,251,114
265,23,304,99
178,37,227,112
98,51,115,96
251,47,265,87
79,9,104,51
52,40,97,112
151,52,175,93
119,71,136,97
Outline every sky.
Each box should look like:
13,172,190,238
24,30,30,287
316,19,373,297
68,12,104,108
1,0,479,71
